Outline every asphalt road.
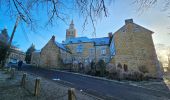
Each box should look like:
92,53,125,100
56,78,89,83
12,64,170,100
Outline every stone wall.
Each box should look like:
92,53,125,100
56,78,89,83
112,19,159,77
66,42,94,63
95,45,110,63
8,49,25,63
31,52,40,66
39,37,61,68
66,42,110,64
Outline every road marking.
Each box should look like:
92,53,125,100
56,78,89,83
80,89,83,92
52,78,60,81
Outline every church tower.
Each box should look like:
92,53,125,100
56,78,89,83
66,20,77,40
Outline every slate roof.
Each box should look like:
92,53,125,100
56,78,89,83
55,41,70,52
91,37,110,46
34,50,41,53
63,37,92,44
63,37,110,46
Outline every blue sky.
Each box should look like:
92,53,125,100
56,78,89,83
0,0,170,52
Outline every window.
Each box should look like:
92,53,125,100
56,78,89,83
141,49,146,58
67,31,70,35
101,47,106,55
71,31,74,35
134,26,139,32
117,63,122,69
89,48,94,55
76,45,83,53
123,64,128,72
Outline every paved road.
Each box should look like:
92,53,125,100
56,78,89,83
12,64,170,100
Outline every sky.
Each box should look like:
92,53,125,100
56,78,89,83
0,0,170,55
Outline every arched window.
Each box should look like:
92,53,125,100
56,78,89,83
117,63,122,69
123,64,128,72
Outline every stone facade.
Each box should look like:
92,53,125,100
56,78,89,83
31,19,161,78
8,47,25,63
63,37,111,64
31,51,40,66
65,42,94,63
32,36,71,69
111,19,160,77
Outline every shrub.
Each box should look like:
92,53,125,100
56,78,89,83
108,66,123,80
0,42,9,68
97,60,106,77
106,63,115,72
138,65,148,74
126,71,144,81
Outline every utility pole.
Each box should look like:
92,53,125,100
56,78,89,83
9,16,20,47
4,16,20,66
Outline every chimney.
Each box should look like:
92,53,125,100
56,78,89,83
108,32,112,38
51,35,55,42
125,19,133,25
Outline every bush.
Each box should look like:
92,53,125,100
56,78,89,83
96,60,106,77
106,63,115,72
107,64,149,81
0,42,9,68
138,65,148,74
108,66,123,80
125,71,144,81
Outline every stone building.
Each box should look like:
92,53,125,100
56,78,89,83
8,47,25,63
31,36,71,69
0,28,25,64
31,19,161,78
110,19,160,77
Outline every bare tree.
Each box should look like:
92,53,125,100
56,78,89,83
134,0,170,11
0,0,113,67
0,0,113,32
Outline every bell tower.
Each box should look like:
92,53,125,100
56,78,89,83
66,20,77,40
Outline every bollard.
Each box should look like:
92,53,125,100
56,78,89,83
10,68,15,79
68,88,76,100
21,73,27,88
34,78,40,96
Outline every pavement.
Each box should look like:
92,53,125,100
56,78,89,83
10,64,170,100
